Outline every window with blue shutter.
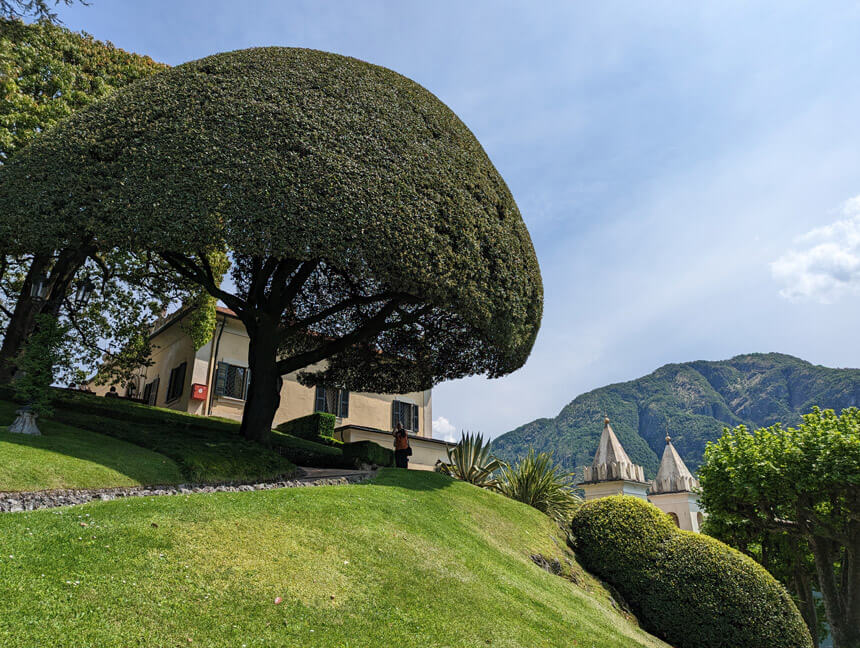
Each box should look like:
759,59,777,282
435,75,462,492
392,400,419,433
315,386,349,418
214,362,249,400
339,389,349,418
166,362,187,402
143,376,159,406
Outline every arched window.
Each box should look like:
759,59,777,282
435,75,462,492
668,512,680,527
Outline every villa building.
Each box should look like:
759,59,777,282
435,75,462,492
580,417,703,531
91,306,454,470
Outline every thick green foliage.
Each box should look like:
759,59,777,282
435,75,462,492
0,47,542,387
494,352,860,476
699,408,860,648
497,449,580,524
0,18,166,161
276,412,336,441
342,439,393,468
570,496,812,648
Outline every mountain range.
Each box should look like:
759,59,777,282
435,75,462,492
491,353,860,478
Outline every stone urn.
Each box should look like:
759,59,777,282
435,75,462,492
9,407,41,436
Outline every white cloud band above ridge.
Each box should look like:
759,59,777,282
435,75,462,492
771,195,860,303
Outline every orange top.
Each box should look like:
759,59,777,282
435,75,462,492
394,430,409,450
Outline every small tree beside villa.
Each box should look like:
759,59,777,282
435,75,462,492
698,408,860,648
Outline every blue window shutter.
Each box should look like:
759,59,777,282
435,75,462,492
412,403,419,433
214,362,227,396
150,376,159,405
315,386,326,413
339,390,349,418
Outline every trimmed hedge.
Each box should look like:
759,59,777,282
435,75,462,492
40,389,241,436
276,413,336,441
569,496,812,648
269,431,349,469
42,400,295,483
342,440,394,468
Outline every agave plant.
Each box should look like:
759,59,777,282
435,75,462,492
497,450,581,524
439,431,503,488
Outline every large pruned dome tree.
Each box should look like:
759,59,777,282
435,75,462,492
0,47,543,441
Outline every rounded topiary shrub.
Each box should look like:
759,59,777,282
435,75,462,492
569,496,812,648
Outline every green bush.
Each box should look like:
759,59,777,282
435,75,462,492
275,413,336,441
342,440,393,468
569,496,812,648
52,389,240,436
269,431,349,469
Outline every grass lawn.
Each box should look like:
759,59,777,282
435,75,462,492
0,392,298,488
0,401,182,492
0,469,669,648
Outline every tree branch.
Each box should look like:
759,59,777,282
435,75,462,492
160,251,246,314
276,258,319,310
277,298,402,374
285,291,411,332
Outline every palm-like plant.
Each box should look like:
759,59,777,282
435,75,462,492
497,450,581,524
439,431,502,488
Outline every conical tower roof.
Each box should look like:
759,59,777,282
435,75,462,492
650,435,699,494
582,417,647,484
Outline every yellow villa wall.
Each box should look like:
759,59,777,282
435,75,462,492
95,311,434,437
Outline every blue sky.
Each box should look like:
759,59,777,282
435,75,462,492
58,1,860,439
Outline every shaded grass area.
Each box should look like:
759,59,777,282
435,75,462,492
51,390,335,473
52,389,352,468
0,469,669,648
0,401,182,492
0,393,297,487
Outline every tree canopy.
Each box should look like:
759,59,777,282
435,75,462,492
699,408,860,648
0,18,182,387
0,17,164,162
0,47,543,439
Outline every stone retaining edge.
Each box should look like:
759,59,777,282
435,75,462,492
0,472,372,513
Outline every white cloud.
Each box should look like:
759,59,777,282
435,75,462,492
432,416,458,442
771,196,860,303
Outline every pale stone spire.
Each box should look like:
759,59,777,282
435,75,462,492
582,417,647,483
650,435,699,494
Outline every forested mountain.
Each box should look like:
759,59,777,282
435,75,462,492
492,353,860,477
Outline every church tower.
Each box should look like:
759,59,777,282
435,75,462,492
580,417,650,501
647,435,703,532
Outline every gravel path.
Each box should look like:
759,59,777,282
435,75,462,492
0,468,373,513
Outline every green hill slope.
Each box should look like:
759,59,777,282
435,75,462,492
0,469,669,648
493,352,860,476
0,400,183,491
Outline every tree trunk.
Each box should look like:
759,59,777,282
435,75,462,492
0,244,93,384
0,254,51,383
793,561,819,648
810,534,860,648
238,317,282,443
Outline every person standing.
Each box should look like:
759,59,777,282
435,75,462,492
393,421,410,469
